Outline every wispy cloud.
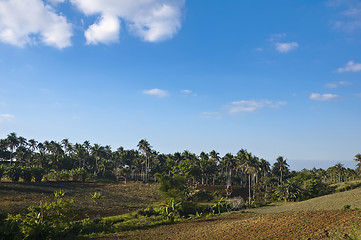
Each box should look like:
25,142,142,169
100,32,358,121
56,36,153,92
356,93,361,98
325,81,351,88
337,61,361,72
275,42,299,53
328,0,361,32
142,88,169,98
0,0,73,48
201,112,221,120
309,93,339,101
0,113,15,123
181,89,192,94
228,100,286,114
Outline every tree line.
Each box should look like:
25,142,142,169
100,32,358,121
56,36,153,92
1,132,361,202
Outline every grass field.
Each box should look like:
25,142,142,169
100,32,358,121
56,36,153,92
0,181,160,219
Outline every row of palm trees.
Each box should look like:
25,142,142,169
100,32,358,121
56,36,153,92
0,132,360,188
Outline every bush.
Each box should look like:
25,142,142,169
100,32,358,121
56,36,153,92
31,166,45,182
6,165,21,182
227,197,245,210
342,204,351,210
0,165,5,180
70,168,88,182
20,166,33,182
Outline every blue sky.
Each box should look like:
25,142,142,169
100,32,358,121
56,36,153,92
1,0,361,170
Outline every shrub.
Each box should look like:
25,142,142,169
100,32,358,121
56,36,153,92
0,165,5,180
31,166,45,182
227,197,245,210
20,166,33,182
342,204,351,210
6,165,21,182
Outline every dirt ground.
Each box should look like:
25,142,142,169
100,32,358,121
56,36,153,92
93,210,361,239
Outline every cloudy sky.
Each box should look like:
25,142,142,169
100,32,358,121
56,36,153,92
1,0,361,170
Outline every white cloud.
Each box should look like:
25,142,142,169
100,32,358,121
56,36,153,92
143,88,169,98
275,42,299,53
337,61,361,72
0,114,15,122
0,0,73,48
310,93,339,101
85,14,120,45
228,100,286,114
71,0,185,44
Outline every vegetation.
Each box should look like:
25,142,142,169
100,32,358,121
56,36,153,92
1,132,361,238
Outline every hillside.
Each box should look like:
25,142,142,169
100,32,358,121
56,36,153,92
92,188,361,239
245,187,361,214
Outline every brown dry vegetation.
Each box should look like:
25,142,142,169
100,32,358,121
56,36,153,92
92,210,361,240
0,181,160,219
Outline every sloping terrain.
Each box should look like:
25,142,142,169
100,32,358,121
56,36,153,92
0,181,160,218
92,187,361,239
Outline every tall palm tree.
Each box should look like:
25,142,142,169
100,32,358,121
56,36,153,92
239,152,260,204
209,150,220,185
222,153,236,188
137,139,152,182
199,151,209,185
354,154,361,174
259,158,271,177
91,143,104,175
273,156,289,183
6,132,19,165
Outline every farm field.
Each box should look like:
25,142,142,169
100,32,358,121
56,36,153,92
91,210,361,239
0,181,160,219
89,187,361,239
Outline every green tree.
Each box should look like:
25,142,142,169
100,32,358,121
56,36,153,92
273,156,289,183
138,139,152,182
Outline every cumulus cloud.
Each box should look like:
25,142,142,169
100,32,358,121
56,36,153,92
228,100,286,114
143,88,169,98
275,42,299,53
337,61,361,72
0,0,72,48
309,93,339,101
71,0,185,44
0,114,15,123
85,14,120,45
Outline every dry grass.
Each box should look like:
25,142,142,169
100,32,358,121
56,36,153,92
0,181,160,219
244,187,361,214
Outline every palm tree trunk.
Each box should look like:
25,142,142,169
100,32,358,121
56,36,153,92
248,174,251,204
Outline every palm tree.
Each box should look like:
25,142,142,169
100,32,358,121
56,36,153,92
273,156,289,183
239,151,260,204
209,150,220,185
259,158,271,177
222,153,236,188
137,139,152,182
7,132,19,165
91,144,104,176
199,151,209,185
354,154,361,174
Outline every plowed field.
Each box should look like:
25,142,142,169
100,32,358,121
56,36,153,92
94,210,361,239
